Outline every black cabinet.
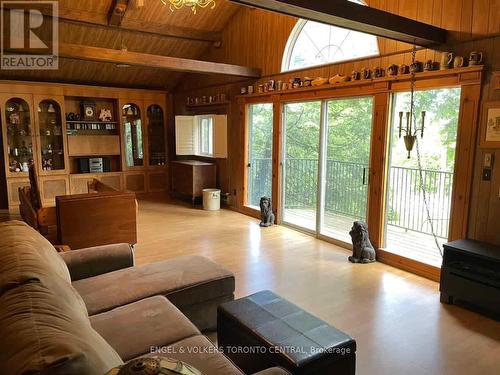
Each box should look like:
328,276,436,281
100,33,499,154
440,239,500,318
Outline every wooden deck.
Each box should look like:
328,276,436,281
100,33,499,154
284,209,444,267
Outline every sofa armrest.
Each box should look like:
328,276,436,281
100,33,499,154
253,368,290,375
59,243,135,281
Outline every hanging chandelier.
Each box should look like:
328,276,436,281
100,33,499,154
398,44,426,159
161,0,216,14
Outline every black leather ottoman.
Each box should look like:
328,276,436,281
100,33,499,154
217,290,356,375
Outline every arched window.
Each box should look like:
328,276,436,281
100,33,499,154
282,0,379,72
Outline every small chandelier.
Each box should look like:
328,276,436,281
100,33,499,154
161,0,216,14
398,44,426,159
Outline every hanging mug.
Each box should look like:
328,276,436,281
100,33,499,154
469,51,483,66
47,103,55,113
453,56,464,68
361,67,371,80
410,61,423,73
398,64,409,75
351,70,361,81
387,64,398,76
440,52,453,70
423,60,434,71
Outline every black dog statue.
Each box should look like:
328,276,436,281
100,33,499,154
348,221,376,263
259,197,275,227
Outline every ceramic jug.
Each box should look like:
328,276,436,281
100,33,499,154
453,56,465,68
440,52,453,70
469,51,483,66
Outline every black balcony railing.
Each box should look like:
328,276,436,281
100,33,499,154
247,158,453,239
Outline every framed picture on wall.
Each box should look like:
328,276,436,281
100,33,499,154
480,101,500,148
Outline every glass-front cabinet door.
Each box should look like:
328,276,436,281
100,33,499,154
122,103,144,167
146,104,166,167
3,96,36,176
35,98,66,173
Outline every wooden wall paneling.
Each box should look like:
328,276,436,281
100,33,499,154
459,0,473,42
471,0,491,37
489,0,500,34
33,95,69,176
448,83,482,241
485,149,500,243
367,92,390,249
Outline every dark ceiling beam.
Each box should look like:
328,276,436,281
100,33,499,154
57,43,261,77
229,0,447,46
108,0,130,26
0,3,221,43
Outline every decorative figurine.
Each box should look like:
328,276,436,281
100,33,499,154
348,221,376,263
99,109,113,122
259,197,275,227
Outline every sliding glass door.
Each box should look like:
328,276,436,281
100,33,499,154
320,97,373,242
384,88,461,267
282,101,321,231
246,103,274,208
281,97,373,241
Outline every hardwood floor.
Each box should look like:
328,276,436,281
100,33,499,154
135,197,500,375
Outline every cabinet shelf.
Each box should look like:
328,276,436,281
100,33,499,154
186,101,230,109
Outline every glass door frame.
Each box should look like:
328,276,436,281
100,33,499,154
280,95,375,245
120,99,146,171
33,94,69,176
242,99,276,214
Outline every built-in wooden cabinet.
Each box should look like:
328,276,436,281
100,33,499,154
146,103,167,167
1,82,169,211
1,94,37,177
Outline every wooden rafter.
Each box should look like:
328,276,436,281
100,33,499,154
56,43,261,77
108,0,130,27
0,3,222,43
229,0,447,46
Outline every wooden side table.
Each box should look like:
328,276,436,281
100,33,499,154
170,160,216,205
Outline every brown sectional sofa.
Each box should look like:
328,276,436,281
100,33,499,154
0,221,288,375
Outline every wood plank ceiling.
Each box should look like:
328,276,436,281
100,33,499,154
0,0,242,90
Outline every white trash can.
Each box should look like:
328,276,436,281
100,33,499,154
203,189,221,211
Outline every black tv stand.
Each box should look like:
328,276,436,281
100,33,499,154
440,240,500,319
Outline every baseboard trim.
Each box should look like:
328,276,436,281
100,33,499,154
376,249,441,282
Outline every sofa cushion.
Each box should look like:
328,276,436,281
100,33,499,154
74,255,235,316
138,335,245,375
0,278,123,375
90,296,201,361
0,220,71,294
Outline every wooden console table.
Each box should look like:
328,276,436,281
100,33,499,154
170,160,216,205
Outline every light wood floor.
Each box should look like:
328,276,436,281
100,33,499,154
135,197,500,375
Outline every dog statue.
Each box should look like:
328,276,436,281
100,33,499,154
348,221,376,263
259,197,275,227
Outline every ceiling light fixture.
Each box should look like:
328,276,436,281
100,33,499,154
161,0,216,14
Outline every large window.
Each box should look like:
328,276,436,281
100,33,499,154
385,88,461,267
282,0,379,72
246,104,273,208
